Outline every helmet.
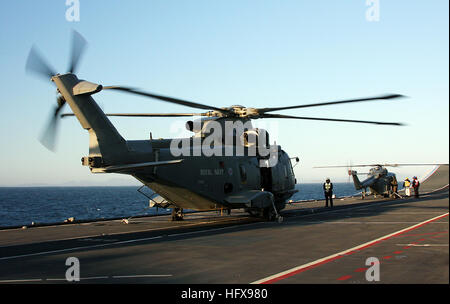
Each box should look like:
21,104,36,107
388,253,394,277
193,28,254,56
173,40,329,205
405,178,409,180
413,176,417,179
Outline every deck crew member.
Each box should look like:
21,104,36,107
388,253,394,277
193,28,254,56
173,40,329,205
391,176,399,198
323,178,333,207
403,178,411,197
412,176,420,198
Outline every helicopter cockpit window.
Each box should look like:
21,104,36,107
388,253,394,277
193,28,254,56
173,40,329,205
239,165,247,183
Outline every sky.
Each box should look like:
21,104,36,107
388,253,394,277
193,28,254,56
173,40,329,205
0,0,448,186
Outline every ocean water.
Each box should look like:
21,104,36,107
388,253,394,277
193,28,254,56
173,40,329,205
0,183,358,227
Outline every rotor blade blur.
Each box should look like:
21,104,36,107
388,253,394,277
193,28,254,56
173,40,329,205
104,113,207,117
102,86,228,113
68,30,87,74
314,165,382,168
39,108,59,151
383,163,449,167
261,113,405,126
258,94,405,113
61,113,206,118
39,102,65,151
314,163,448,168
40,118,57,151
25,45,56,79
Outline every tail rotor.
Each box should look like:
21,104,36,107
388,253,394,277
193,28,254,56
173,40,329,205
26,30,87,151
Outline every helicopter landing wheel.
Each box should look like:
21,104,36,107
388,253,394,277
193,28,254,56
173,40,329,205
263,208,282,222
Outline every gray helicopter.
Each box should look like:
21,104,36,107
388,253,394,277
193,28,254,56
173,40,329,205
316,163,445,199
26,31,405,221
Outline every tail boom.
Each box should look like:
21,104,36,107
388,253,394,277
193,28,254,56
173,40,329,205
52,73,129,165
348,170,364,190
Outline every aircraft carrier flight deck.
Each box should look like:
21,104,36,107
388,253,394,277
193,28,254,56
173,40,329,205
0,165,448,284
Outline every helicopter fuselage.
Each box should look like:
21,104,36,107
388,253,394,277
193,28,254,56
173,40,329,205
349,166,397,197
127,141,297,211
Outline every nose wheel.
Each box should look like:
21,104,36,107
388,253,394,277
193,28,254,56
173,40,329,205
246,206,284,223
265,210,283,223
262,202,284,223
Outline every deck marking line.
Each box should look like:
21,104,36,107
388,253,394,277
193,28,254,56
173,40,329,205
111,274,173,278
251,212,449,284
354,268,367,273
0,279,43,283
1,275,172,283
337,275,352,281
396,244,448,247
395,231,447,238
0,236,163,261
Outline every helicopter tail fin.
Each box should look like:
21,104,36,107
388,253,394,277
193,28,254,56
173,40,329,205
53,74,129,166
348,170,363,190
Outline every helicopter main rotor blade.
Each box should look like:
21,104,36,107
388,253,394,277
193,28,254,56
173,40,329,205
102,86,229,114
257,94,405,114
382,163,449,167
61,112,206,118
314,164,382,168
260,113,405,126
68,30,87,74
103,113,207,117
25,45,56,80
314,163,448,169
